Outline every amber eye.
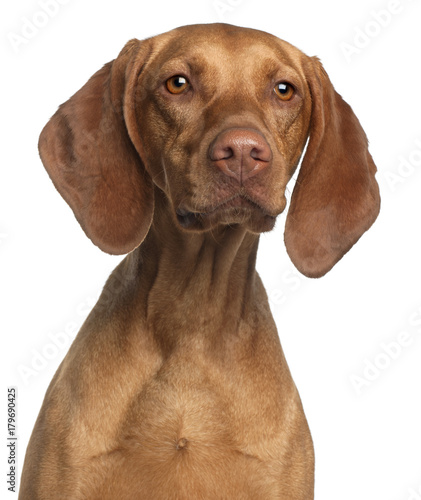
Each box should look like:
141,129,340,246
166,75,190,94
274,82,294,101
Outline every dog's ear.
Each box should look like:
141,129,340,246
38,39,154,255
284,57,380,278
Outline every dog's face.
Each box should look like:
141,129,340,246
131,25,311,233
39,23,380,277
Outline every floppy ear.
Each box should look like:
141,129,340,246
38,39,154,255
284,57,380,278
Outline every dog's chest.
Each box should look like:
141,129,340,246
121,348,284,453
87,350,291,498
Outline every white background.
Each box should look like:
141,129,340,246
2,0,421,498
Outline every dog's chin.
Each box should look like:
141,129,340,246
176,196,280,233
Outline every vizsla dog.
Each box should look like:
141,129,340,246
20,23,380,499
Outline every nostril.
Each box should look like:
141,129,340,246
209,142,235,161
220,147,234,160
250,144,272,162
250,147,264,161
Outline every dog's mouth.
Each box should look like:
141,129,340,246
176,194,278,232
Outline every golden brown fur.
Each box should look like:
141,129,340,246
20,23,380,499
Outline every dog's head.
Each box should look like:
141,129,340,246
39,23,380,278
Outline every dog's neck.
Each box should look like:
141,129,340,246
106,188,264,351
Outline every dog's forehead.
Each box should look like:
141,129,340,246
148,23,306,77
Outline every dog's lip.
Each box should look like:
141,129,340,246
176,194,277,226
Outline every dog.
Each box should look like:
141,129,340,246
19,23,380,499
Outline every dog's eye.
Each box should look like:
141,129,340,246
274,82,294,101
166,76,190,94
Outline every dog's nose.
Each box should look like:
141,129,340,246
209,128,272,182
